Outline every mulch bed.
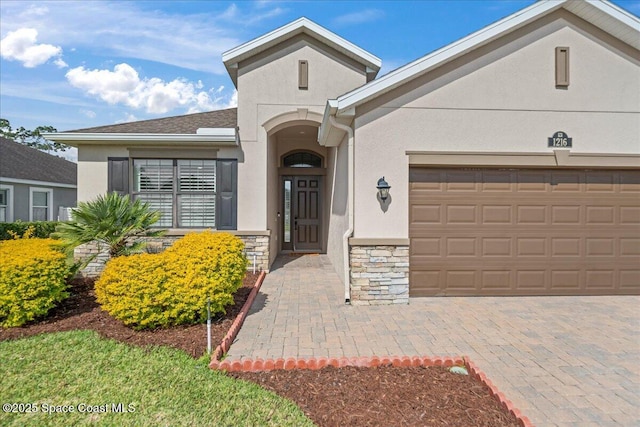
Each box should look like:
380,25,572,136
231,366,520,427
0,273,260,358
0,273,522,426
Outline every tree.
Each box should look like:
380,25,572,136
0,118,68,152
53,192,166,259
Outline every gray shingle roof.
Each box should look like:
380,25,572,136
0,137,77,185
68,108,237,134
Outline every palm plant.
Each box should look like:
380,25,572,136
54,192,166,259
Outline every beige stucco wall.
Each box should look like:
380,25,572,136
353,10,640,239
326,139,349,283
76,145,128,202
237,34,368,235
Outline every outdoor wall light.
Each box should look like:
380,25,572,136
377,176,391,201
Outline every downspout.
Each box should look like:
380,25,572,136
329,115,354,304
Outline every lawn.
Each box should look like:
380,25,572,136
0,330,314,427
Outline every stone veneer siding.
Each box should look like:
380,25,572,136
75,233,270,277
349,245,410,305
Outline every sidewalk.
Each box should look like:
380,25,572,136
228,255,640,426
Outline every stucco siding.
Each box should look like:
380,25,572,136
236,35,368,237
326,140,349,283
353,10,640,239
77,145,128,202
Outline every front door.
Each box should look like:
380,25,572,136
282,176,322,252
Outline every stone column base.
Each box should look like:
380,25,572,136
349,245,409,305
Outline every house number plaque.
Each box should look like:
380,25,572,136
548,131,572,148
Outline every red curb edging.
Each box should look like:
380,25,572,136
210,354,533,427
210,271,266,361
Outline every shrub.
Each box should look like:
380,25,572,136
53,192,165,260
95,231,248,329
0,221,59,240
0,238,70,327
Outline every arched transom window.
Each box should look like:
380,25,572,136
283,151,322,168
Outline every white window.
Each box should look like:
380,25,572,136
0,184,13,222
133,159,216,228
30,187,53,221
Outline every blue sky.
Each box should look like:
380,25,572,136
1,0,638,154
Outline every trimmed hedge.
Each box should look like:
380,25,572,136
0,221,59,240
95,231,248,330
0,238,70,327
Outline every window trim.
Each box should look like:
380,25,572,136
0,184,14,222
29,187,53,222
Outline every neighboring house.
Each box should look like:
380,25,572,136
0,137,77,222
48,0,639,303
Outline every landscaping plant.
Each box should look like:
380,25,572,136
95,231,248,329
0,237,70,327
53,192,165,259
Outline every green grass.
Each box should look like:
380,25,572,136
0,331,314,426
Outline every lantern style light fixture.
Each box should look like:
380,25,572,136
377,176,391,201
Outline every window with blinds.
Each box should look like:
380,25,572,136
133,159,216,228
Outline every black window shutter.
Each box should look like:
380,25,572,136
216,159,237,230
108,157,129,195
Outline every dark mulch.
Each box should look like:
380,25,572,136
232,366,520,427
0,273,260,358
1,273,522,426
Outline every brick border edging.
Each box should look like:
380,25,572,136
210,354,533,427
211,271,266,361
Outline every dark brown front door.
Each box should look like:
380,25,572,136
283,176,322,252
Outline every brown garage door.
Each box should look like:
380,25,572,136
409,168,640,297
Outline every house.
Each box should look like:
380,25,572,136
0,137,77,222
47,0,639,303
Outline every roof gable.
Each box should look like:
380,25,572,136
0,137,77,185
325,0,640,120
222,17,381,87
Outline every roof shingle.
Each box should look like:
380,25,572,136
68,108,237,134
0,137,77,185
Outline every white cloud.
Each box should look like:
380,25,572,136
79,109,96,119
117,113,138,124
66,63,236,114
0,28,64,68
0,1,285,74
332,9,384,26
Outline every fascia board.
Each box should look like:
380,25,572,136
582,0,640,32
42,132,238,147
222,17,381,71
334,0,567,112
0,177,77,189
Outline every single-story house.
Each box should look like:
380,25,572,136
0,137,77,222
48,0,639,303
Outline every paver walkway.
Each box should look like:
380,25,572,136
228,255,640,426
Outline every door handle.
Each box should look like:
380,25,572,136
294,217,298,230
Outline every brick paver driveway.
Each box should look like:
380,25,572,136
228,255,640,426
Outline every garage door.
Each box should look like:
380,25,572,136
409,168,640,297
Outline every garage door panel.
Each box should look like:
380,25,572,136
481,271,511,290
446,205,477,223
482,205,512,224
446,238,476,256
552,206,581,224
409,168,640,297
585,270,615,290
482,238,512,257
620,206,640,224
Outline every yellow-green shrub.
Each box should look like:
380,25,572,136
95,231,248,329
0,238,70,327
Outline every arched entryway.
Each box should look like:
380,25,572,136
263,111,327,258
